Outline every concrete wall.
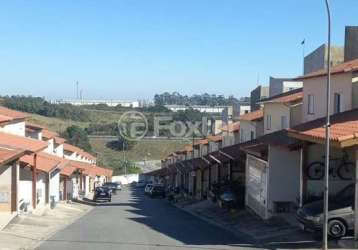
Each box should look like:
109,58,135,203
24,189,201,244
306,144,354,197
267,146,301,214
0,164,13,212
302,73,353,122
304,44,344,75
269,77,302,97
251,86,269,111
44,139,54,155
264,103,290,135
290,104,303,127
54,144,64,158
0,121,26,137
344,26,358,62
49,170,60,202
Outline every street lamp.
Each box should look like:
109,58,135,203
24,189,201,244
322,0,332,249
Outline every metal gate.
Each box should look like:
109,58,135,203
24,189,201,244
246,154,268,219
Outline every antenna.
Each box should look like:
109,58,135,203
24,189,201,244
256,73,260,86
80,89,83,103
76,81,79,99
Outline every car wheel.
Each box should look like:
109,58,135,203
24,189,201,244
328,220,347,239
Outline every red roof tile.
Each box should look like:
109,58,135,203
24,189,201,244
25,122,46,130
63,143,81,153
0,147,25,166
296,58,358,80
193,139,209,146
239,110,263,121
20,152,62,173
42,129,59,139
261,88,303,105
60,164,77,177
207,134,223,142
0,106,29,120
220,121,240,132
288,109,358,147
0,132,48,152
54,136,66,144
0,114,13,124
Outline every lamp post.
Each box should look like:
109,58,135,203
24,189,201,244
322,0,332,249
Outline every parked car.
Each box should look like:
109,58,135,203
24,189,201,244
297,184,355,238
136,180,146,188
93,186,112,202
144,184,153,195
149,185,166,198
102,182,120,194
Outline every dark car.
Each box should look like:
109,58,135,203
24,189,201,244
297,184,355,238
93,186,112,202
149,185,166,198
103,182,119,194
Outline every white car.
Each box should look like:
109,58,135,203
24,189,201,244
144,184,153,194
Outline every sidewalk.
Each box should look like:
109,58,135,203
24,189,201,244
174,199,358,249
0,202,92,250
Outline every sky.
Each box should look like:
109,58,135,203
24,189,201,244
0,1,357,101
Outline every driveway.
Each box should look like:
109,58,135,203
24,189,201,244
37,187,257,250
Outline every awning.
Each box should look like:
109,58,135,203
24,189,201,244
288,108,358,148
20,152,62,173
0,147,26,166
0,132,48,153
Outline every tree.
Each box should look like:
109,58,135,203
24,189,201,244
61,125,92,152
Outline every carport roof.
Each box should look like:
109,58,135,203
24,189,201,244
0,147,26,166
20,152,62,173
0,132,48,153
288,109,358,148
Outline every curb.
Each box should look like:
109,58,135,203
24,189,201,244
170,201,260,246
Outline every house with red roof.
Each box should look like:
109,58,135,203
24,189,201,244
0,106,111,217
238,109,264,143
0,146,26,228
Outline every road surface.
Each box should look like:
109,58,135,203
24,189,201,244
37,187,257,250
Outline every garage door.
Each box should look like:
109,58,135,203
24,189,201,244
246,154,268,219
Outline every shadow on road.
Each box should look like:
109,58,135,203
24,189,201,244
119,186,354,250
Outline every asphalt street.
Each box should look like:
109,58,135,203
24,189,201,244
37,187,258,250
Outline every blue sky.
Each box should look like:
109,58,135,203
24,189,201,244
0,1,357,101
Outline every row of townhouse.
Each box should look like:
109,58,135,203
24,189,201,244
0,106,112,228
148,59,358,240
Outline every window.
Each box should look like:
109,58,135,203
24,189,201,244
281,116,288,129
266,115,271,130
308,94,315,114
334,93,342,114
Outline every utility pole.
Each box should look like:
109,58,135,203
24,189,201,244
322,1,331,249
123,140,127,176
76,81,79,99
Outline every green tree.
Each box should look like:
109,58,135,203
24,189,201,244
61,125,92,152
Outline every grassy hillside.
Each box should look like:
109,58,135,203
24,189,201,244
90,137,187,173
28,114,89,133
27,113,187,174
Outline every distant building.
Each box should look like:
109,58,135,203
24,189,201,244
52,99,140,108
164,105,229,114
269,77,302,97
344,26,358,62
304,44,344,75
250,85,269,111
